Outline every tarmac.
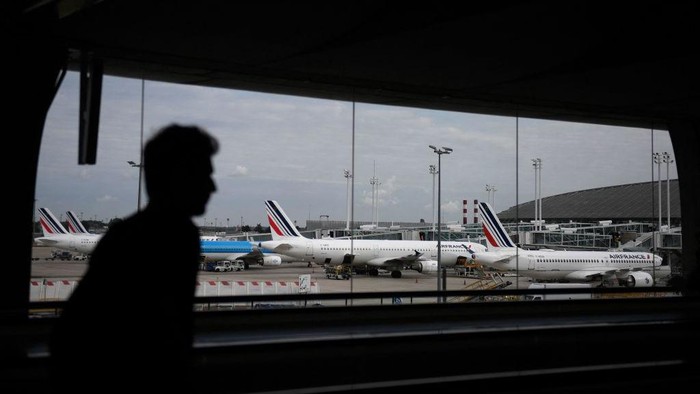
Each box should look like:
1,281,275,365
30,245,500,297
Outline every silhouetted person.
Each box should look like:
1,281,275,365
49,124,218,392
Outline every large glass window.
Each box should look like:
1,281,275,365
32,72,680,305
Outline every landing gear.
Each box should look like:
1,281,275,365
391,270,402,279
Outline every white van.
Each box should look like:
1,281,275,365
213,260,244,272
525,283,594,301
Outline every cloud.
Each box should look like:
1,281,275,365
37,71,678,226
228,165,249,177
97,195,118,202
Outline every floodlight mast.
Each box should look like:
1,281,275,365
428,144,452,303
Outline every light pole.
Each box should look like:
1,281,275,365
344,169,352,230
662,152,673,230
429,164,437,234
376,179,381,227
429,145,452,302
227,218,230,229
538,160,542,230
320,214,329,236
369,176,379,226
485,184,497,209
531,158,542,230
652,152,662,231
127,160,143,212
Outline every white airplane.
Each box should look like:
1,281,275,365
474,201,664,287
35,207,102,255
258,200,487,278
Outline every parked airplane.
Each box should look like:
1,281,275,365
65,210,101,236
474,201,663,287
200,240,299,269
35,207,102,255
259,200,487,278
200,235,224,241
67,209,234,245
67,209,227,244
43,207,292,268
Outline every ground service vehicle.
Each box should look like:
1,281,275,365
325,265,351,280
207,260,244,272
48,250,73,261
525,283,594,300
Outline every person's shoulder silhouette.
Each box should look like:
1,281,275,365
49,124,218,391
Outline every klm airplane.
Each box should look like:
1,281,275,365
200,239,298,269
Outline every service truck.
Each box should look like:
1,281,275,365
206,260,244,272
525,283,594,301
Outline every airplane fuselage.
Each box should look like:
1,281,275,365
261,239,486,270
199,240,296,266
35,234,102,255
476,247,663,285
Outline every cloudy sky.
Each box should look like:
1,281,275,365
36,71,677,228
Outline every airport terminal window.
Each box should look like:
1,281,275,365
32,71,680,306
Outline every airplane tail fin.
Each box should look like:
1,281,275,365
65,210,90,234
478,201,516,249
38,207,69,237
264,200,305,240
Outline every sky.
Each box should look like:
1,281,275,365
35,71,677,228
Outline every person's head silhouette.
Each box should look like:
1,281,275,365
143,124,219,216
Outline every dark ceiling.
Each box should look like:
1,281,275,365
19,0,700,129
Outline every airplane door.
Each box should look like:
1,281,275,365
528,255,536,271
305,241,314,257
373,244,379,258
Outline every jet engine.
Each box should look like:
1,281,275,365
623,271,654,287
411,260,439,273
261,255,282,266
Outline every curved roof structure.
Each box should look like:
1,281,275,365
497,179,680,223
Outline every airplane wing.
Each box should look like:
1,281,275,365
473,252,517,266
491,254,517,265
35,237,58,246
229,248,264,264
259,242,294,253
563,267,619,281
366,251,424,268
